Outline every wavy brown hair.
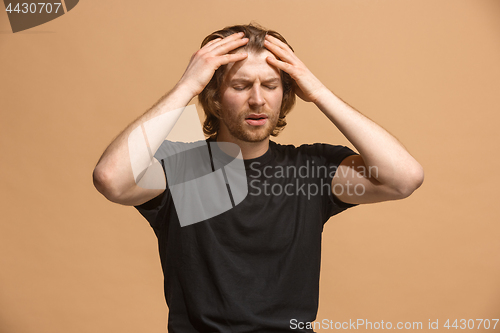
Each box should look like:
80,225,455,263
198,23,296,139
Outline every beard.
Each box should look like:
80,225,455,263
219,108,280,143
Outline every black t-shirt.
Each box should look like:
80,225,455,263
134,139,358,333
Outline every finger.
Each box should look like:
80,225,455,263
265,34,292,52
265,56,294,75
264,39,296,65
264,35,295,59
206,32,245,52
218,52,248,66
212,37,248,56
202,37,222,49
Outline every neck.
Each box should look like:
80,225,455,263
215,131,270,160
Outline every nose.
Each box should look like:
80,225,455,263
248,85,265,108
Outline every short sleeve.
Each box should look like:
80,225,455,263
133,159,171,233
133,139,211,232
312,144,360,219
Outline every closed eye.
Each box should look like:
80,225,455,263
232,85,278,91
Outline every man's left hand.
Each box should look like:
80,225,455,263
264,35,327,103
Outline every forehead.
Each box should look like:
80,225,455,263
223,50,281,82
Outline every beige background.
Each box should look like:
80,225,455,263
1,0,499,332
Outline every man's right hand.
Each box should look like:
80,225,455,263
176,32,249,98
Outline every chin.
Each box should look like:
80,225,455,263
232,126,274,143
244,134,269,143
237,132,269,143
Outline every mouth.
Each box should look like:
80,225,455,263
245,113,268,126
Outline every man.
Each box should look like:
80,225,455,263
93,24,424,332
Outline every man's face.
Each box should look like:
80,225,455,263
218,50,283,143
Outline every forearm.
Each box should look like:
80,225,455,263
93,83,195,197
314,88,424,193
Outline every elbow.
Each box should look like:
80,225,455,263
93,166,121,202
394,164,425,199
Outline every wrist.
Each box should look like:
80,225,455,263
311,85,332,105
173,79,199,101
